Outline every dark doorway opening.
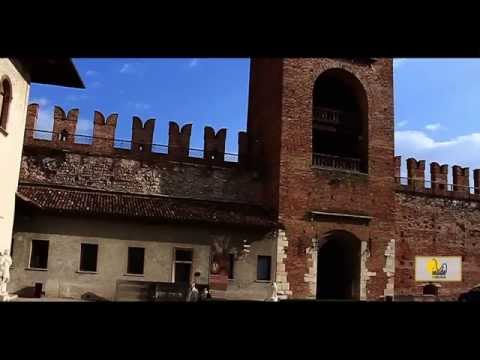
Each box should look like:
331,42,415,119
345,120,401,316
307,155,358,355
175,263,192,284
174,248,193,284
316,231,361,300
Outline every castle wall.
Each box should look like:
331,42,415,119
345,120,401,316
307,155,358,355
395,191,480,299
20,150,262,205
21,104,263,205
395,157,480,299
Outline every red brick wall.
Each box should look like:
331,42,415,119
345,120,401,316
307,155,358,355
250,58,395,299
19,149,263,205
246,59,283,215
395,190,480,299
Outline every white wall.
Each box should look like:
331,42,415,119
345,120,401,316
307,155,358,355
0,59,30,253
11,215,276,300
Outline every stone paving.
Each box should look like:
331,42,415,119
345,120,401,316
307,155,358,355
12,297,87,302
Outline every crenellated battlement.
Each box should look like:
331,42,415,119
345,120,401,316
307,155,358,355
395,155,480,200
24,103,250,168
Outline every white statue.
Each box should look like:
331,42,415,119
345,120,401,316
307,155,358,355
186,281,200,302
266,281,279,302
0,249,12,296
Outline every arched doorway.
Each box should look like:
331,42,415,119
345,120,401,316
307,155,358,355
316,230,361,300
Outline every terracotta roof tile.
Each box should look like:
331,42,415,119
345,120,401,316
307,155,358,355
17,184,277,229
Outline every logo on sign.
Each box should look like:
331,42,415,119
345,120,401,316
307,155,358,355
426,258,448,279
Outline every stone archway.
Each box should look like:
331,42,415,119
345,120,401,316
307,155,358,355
316,230,361,300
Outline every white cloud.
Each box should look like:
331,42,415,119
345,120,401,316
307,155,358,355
395,129,480,181
188,59,198,68
119,62,147,76
85,70,98,76
424,123,445,131
30,97,49,107
397,120,408,128
90,81,102,88
120,63,135,74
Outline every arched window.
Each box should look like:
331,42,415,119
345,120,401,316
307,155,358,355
312,69,368,173
0,77,12,132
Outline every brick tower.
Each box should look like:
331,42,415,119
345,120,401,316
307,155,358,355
247,58,395,300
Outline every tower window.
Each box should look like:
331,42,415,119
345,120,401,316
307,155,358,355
0,77,12,132
312,69,368,173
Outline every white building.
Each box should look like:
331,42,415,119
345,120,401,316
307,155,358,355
0,58,83,254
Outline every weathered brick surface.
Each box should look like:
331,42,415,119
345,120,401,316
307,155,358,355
204,127,227,163
92,111,118,151
407,158,426,191
247,58,395,299
52,106,78,144
24,103,245,167
19,151,263,205
246,58,283,213
168,122,192,160
279,59,395,299
453,165,470,194
395,191,480,299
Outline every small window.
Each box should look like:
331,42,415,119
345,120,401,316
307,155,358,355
30,240,49,269
228,253,235,280
257,255,271,281
80,243,98,272
127,247,145,275
0,77,12,131
175,249,193,262
174,248,193,284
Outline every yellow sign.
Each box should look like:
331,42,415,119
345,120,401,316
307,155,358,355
415,256,462,282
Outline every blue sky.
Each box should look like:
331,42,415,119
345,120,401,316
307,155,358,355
30,58,480,180
394,58,480,181
30,59,250,154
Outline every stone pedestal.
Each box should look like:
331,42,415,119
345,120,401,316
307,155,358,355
0,294,18,302
209,274,228,291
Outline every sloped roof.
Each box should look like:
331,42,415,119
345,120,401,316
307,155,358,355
17,184,277,229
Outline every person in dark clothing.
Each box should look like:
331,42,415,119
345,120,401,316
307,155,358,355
201,286,212,300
